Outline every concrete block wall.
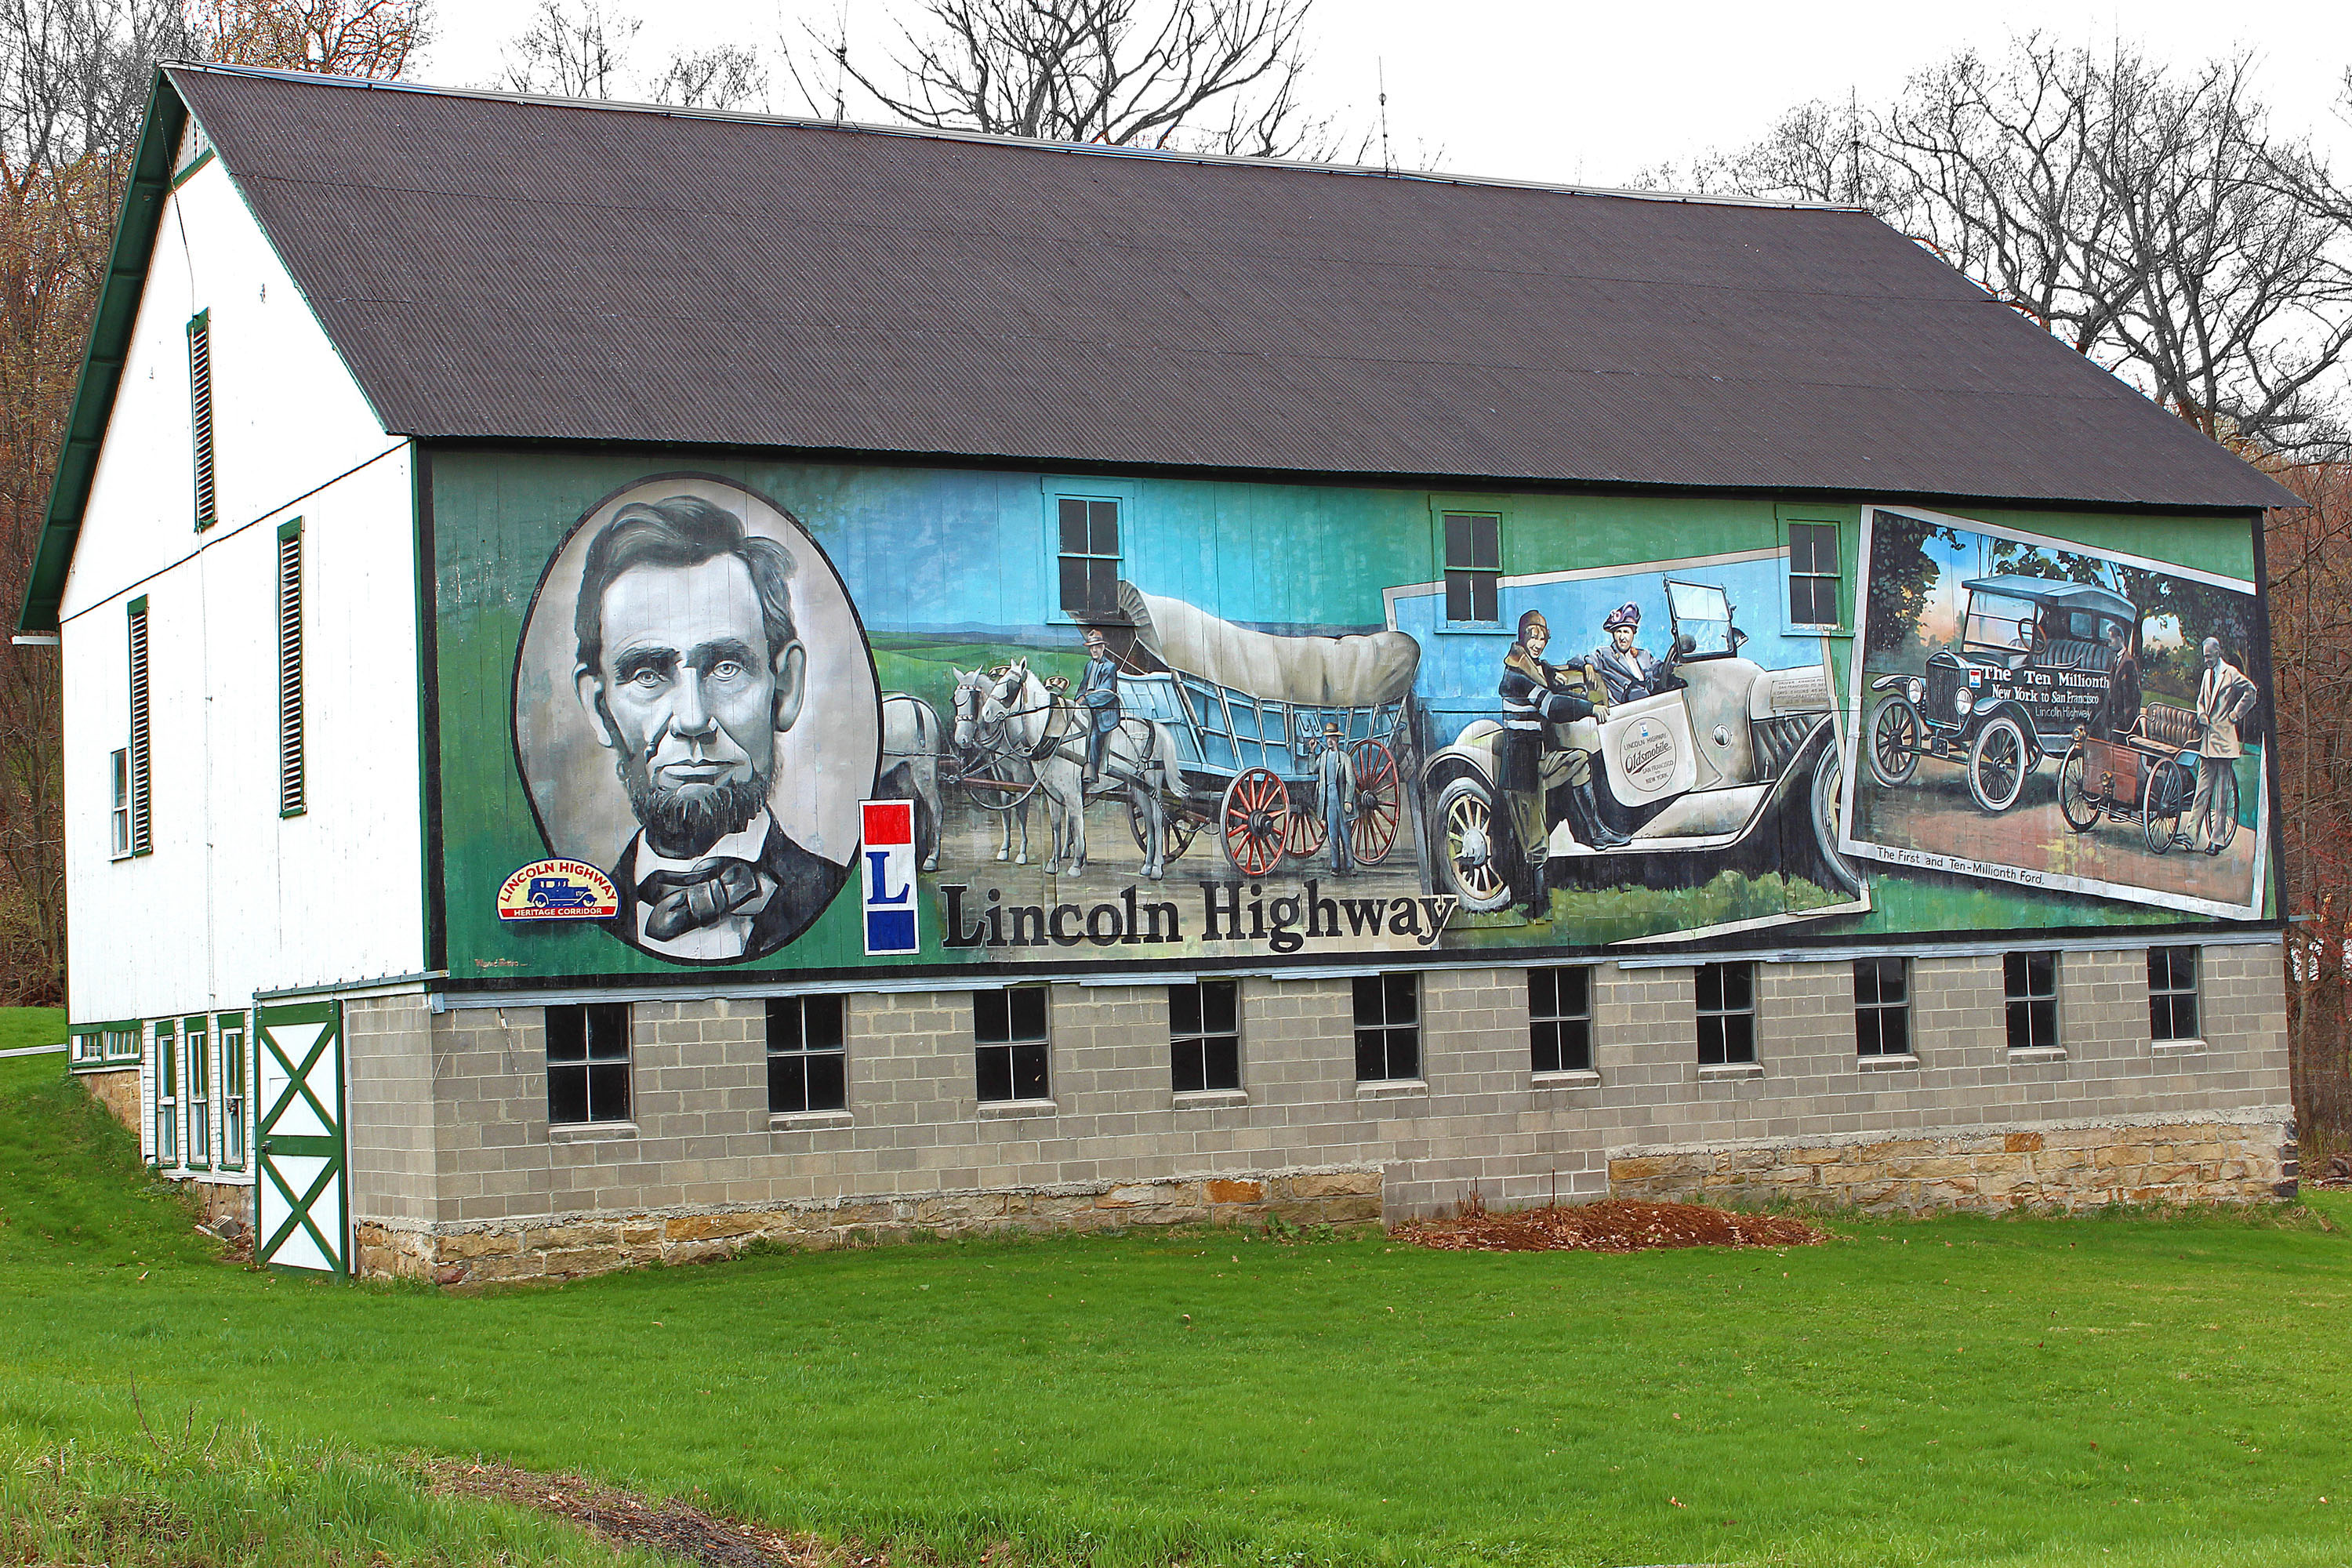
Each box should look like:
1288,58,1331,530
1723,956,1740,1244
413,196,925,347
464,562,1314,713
343,938,2292,1278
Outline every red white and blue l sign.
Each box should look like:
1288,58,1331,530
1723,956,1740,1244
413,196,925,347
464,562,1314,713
860,800,920,956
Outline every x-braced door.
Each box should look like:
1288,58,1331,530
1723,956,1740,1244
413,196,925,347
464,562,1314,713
255,1000,347,1275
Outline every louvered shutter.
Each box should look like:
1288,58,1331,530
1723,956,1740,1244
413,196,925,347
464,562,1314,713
127,598,151,855
277,521,304,816
188,313,216,529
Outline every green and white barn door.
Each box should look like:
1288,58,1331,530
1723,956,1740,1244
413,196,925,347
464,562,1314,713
255,1000,347,1275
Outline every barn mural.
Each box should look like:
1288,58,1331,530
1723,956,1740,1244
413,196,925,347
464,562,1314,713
1840,506,2268,920
433,459,2277,987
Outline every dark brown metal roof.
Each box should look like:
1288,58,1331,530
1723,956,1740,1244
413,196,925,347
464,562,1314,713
168,64,2292,510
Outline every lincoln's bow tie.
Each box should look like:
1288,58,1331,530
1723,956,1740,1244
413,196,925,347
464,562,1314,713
637,857,764,941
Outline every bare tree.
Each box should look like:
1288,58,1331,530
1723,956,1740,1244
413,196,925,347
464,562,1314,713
790,0,1356,158
646,42,765,111
495,0,639,100
1654,38,2352,457
191,0,430,78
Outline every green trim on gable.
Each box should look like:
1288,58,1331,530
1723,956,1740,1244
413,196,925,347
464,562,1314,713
169,145,214,190
15,72,187,633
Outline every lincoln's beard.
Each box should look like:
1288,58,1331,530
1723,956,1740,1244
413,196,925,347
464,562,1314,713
622,760,773,859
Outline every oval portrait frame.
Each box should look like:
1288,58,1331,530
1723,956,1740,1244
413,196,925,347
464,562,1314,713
507,472,883,966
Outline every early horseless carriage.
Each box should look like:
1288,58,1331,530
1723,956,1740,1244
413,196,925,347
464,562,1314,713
951,584,1418,877
2057,703,2239,856
1418,580,1858,913
1866,575,2136,812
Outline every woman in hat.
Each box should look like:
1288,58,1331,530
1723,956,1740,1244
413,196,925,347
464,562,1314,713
1588,601,1668,705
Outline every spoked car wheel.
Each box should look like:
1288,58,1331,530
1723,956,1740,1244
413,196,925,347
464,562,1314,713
2143,756,2193,855
1868,697,1923,786
1966,715,2031,813
1808,750,1861,896
1219,768,1289,877
2056,744,2102,833
1434,776,1512,913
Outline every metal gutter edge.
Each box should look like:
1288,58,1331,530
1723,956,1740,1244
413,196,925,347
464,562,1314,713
254,970,446,1002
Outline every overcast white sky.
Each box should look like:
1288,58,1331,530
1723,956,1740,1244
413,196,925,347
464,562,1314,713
415,0,2352,188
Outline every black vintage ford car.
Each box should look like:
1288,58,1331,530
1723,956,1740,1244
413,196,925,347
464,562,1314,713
1865,575,2136,813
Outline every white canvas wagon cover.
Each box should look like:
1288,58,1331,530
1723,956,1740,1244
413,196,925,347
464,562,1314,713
1118,583,1419,708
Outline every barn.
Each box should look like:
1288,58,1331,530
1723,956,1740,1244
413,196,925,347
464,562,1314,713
16,63,2297,1280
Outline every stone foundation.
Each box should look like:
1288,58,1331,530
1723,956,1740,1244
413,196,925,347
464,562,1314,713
356,1165,1384,1286
78,1067,140,1132
1608,1114,2296,1214
183,1178,253,1230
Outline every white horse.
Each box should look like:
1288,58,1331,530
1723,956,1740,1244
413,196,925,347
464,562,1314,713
878,692,945,873
947,667,1039,865
951,660,1173,879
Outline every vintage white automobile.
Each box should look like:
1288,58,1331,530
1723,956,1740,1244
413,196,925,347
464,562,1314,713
1417,580,1860,913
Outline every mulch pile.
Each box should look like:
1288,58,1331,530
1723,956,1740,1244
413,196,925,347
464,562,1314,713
429,1459,887,1568
1394,1198,1826,1254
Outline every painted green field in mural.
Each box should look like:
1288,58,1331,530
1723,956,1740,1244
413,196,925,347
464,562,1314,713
5,1044,2348,1568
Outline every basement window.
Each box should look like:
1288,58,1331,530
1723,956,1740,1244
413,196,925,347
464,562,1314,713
1853,957,1911,1056
975,985,1049,1103
767,994,847,1113
545,1004,631,1125
1528,965,1592,1073
1695,961,1756,1065
2148,946,2201,1043
2004,952,2060,1051
1353,973,1421,1083
1169,980,1241,1094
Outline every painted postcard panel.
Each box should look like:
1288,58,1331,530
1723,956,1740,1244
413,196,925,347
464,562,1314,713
1839,505,2267,920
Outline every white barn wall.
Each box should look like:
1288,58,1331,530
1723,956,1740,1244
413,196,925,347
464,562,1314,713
58,141,424,1029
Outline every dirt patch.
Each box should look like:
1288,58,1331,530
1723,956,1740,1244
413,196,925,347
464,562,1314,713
428,1458,887,1568
1394,1197,1826,1254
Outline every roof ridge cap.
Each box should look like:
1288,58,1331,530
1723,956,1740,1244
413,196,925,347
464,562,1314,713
161,60,1866,215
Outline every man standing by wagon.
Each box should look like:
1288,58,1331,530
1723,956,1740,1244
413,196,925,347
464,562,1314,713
2187,636,2258,855
1316,720,1356,876
1076,624,1121,791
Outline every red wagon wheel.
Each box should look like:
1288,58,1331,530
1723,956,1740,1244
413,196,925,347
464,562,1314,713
1286,803,1327,858
1348,739,1403,866
1219,768,1290,877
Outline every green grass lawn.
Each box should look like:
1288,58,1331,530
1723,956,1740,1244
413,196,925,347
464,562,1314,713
4,1030,2351,1567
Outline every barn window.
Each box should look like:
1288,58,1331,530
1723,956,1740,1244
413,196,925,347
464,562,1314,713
1695,961,1755,1065
1055,496,1121,620
2004,951,2060,1051
1787,521,1842,626
975,985,1049,1102
767,994,847,1113
219,1014,249,1169
1853,957,1911,1056
183,1018,211,1171
277,519,305,817
153,1020,177,1165
1441,512,1501,625
1169,980,1241,1093
109,748,131,859
1529,965,1592,1073
126,597,151,856
1353,973,1421,1082
188,311,216,530
2148,946,2201,1043
545,1003,631,1125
